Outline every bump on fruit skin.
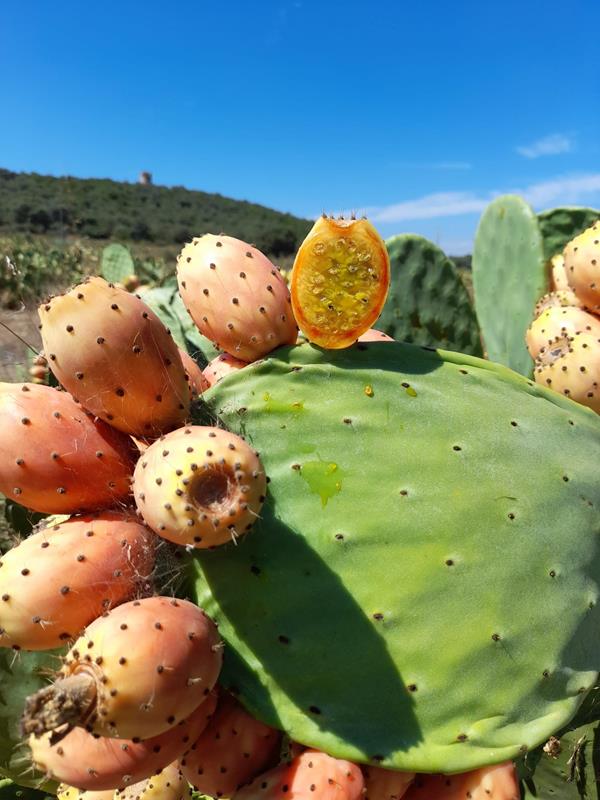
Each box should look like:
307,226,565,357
0,511,155,651
291,216,390,349
534,331,600,413
180,693,281,796
116,762,191,800
28,690,217,791
38,277,190,438
203,353,249,387
133,426,267,549
525,306,600,360
402,762,519,799
0,383,137,514
233,750,364,800
177,234,297,362
362,765,415,800
565,220,600,311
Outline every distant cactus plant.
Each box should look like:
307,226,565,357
377,234,482,355
100,243,136,286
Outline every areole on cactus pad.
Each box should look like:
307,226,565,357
188,341,600,774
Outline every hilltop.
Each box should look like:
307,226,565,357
0,168,312,257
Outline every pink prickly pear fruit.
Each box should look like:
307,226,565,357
565,220,600,311
533,289,582,318
526,305,600,359
203,352,248,387
233,750,364,800
29,691,217,791
116,762,192,799
534,331,600,413
133,425,267,549
57,787,115,799
178,348,209,397
0,383,137,514
550,253,570,292
402,761,519,799
22,596,222,741
38,277,190,438
362,766,415,800
357,329,395,343
176,235,297,362
180,694,281,796
0,511,155,651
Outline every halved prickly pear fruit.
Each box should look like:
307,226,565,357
133,426,267,548
357,329,395,343
565,220,600,310
526,305,600,359
38,277,190,438
116,762,191,799
203,353,248,387
0,383,137,514
533,289,582,318
362,765,415,800
57,786,114,799
534,331,600,412
180,694,281,796
550,253,570,292
290,216,390,349
177,235,297,362
0,511,155,651
178,349,209,398
29,691,217,791
402,761,519,799
233,750,364,800
22,597,222,741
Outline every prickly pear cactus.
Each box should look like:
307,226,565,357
473,195,547,377
100,243,135,285
538,207,600,262
0,780,54,799
0,649,59,790
377,235,482,356
190,342,600,774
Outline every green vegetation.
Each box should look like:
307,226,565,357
0,168,312,256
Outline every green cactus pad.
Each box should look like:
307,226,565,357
189,342,600,774
0,780,54,799
377,235,482,356
0,649,60,791
538,207,600,262
472,195,547,377
100,243,135,285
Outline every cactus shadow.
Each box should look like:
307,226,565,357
193,498,423,761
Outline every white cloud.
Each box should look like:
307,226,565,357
337,173,600,225
516,133,573,159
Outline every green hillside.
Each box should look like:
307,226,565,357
0,168,312,256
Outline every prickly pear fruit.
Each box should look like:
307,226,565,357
357,329,395,343
0,512,155,651
180,694,281,796
177,235,297,362
526,305,600,359
178,349,209,398
550,253,570,292
203,353,248,387
0,383,137,514
362,766,415,800
57,787,114,799
534,289,582,318
22,597,222,741
233,750,364,800
402,762,519,799
116,762,191,800
132,426,266,548
534,331,600,412
291,216,390,349
38,277,190,437
28,691,217,791
565,220,600,310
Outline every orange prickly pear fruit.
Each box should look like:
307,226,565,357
357,329,395,342
38,277,190,438
291,215,390,349
116,762,192,799
403,761,519,799
565,219,600,310
362,765,415,799
178,348,209,397
202,352,248,387
177,234,297,362
550,253,570,292
526,305,600,359
534,289,582,317
57,787,115,799
534,331,600,412
0,383,137,514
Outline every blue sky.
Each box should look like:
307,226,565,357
1,0,599,254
